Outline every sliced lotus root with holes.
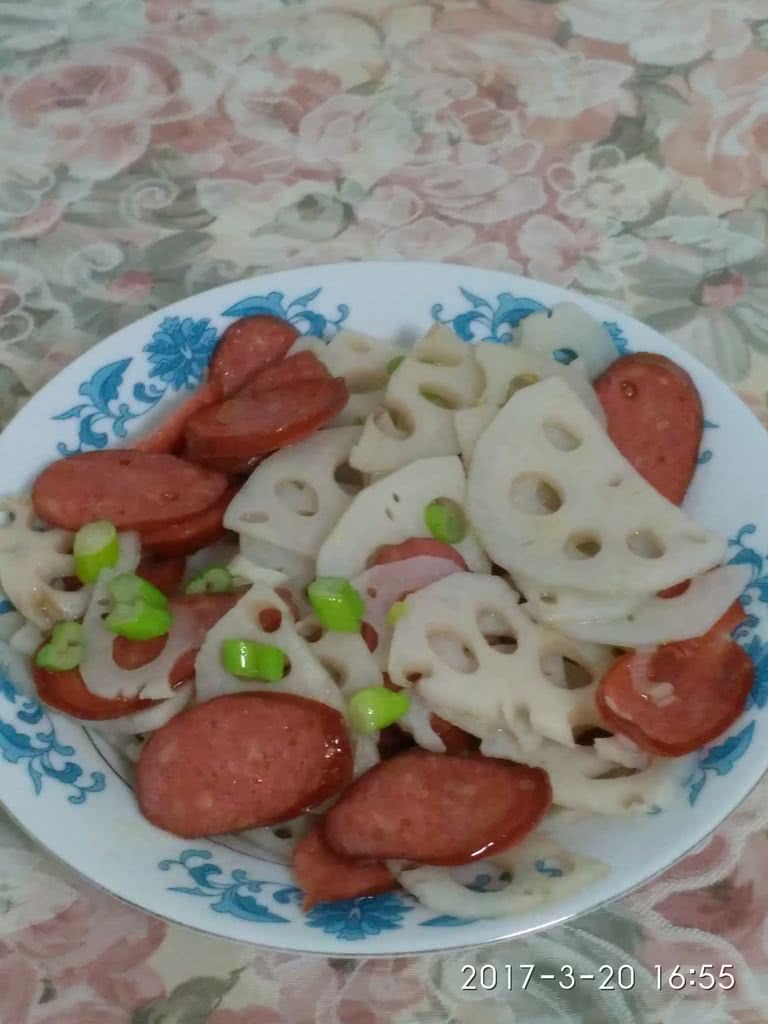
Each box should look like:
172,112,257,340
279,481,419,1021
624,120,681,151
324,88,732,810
316,455,488,579
454,406,496,465
225,426,362,559
398,836,609,919
388,573,612,748
349,325,483,474
194,583,345,712
296,615,383,696
478,726,671,814
515,302,618,379
472,342,604,421
315,330,404,428
468,378,725,595
526,564,750,646
453,347,603,468
515,572,645,627
0,494,90,630
238,537,315,587
226,554,290,589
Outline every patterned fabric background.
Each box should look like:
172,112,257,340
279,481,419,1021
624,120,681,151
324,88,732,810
2,1,768,1021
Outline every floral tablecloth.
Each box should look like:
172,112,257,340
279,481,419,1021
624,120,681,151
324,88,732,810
2,1,768,1021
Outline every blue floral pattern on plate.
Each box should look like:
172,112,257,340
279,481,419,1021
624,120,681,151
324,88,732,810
698,419,720,465
160,849,302,924
50,288,349,455
160,849,412,939
306,891,413,941
431,287,631,356
685,523,768,804
0,674,105,804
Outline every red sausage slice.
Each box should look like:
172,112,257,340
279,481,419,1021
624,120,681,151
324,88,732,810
33,656,159,721
136,693,353,838
184,377,348,464
240,351,330,397
373,538,468,571
136,554,187,598
597,602,753,756
139,483,239,558
323,750,551,865
210,316,300,398
293,824,395,910
134,381,222,455
595,353,703,505
182,451,265,476
32,450,228,532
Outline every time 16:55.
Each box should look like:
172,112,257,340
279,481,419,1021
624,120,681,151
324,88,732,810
655,964,735,991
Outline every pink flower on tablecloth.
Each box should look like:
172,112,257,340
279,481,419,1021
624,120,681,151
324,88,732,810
516,211,645,291
0,953,39,1024
387,147,545,227
336,959,426,1023
8,890,165,1010
35,1005,128,1024
216,956,427,1024
376,217,477,260
6,42,223,181
297,92,423,187
563,0,765,65
548,146,669,233
662,51,768,199
638,824,768,972
224,58,343,158
106,270,154,304
437,96,517,152
409,10,633,146
356,185,423,230
409,5,558,85
209,1011,281,1024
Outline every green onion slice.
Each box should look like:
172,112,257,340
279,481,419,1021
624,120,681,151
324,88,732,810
348,686,411,734
35,621,85,671
185,566,235,595
307,577,365,633
220,638,285,681
104,600,171,641
424,498,467,544
387,355,405,375
108,572,168,609
73,520,119,584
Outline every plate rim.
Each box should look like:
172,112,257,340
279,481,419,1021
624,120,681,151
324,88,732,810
1,259,766,955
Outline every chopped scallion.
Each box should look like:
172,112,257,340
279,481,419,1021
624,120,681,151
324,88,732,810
307,577,365,633
73,520,119,584
220,638,285,681
104,600,171,640
108,572,168,609
185,566,235,595
35,621,84,671
424,498,467,544
348,686,411,734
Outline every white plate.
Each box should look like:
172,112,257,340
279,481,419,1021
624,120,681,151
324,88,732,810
0,262,766,956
